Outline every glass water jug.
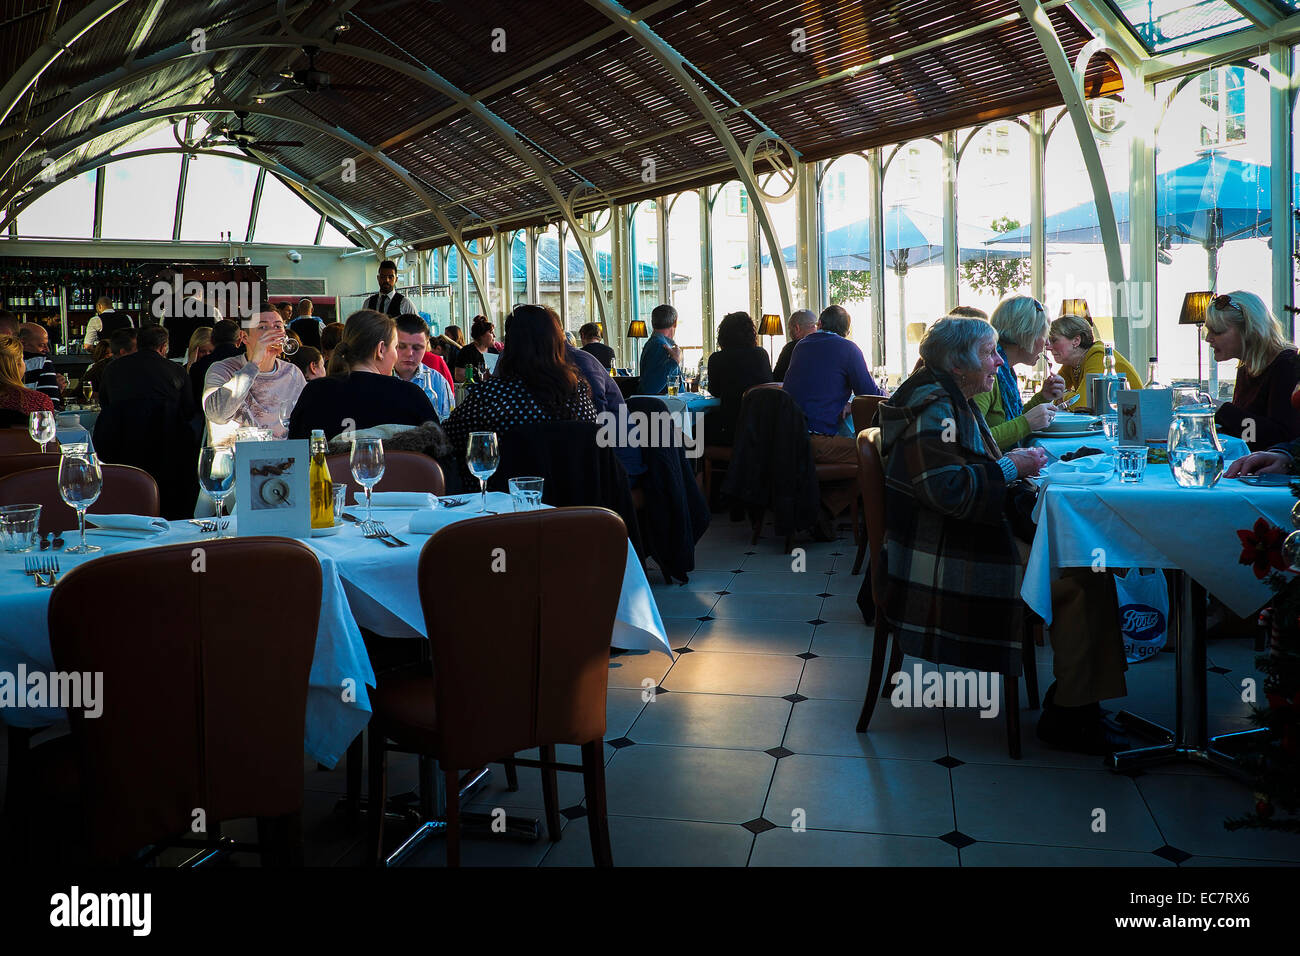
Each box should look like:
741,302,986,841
1167,405,1223,489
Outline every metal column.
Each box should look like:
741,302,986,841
941,130,959,311
868,148,886,367
1271,43,1295,334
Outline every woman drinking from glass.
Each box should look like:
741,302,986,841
971,296,1066,448
202,310,306,445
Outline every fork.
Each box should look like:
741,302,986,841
362,520,407,547
23,555,60,586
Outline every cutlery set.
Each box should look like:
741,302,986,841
38,532,64,550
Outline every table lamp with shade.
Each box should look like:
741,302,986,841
1179,290,1213,387
627,318,648,375
758,313,783,363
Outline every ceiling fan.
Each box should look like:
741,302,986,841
200,111,304,149
255,45,387,102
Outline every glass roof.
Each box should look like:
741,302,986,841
1107,0,1262,52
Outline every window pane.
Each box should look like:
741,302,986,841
711,183,747,322
510,230,528,310
16,170,96,238
320,220,351,245
667,191,703,367
820,153,873,359
253,173,323,245
756,174,798,369
883,139,943,375
1111,0,1251,52
565,226,586,329
537,225,561,317
956,121,1033,316
180,151,256,241
1155,58,1272,391
101,133,181,239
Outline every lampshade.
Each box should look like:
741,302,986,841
627,319,648,338
758,313,783,337
906,321,928,344
1059,298,1091,319
1179,291,1214,325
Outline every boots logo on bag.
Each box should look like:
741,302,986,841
1119,605,1164,642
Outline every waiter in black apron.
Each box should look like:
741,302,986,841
363,260,417,317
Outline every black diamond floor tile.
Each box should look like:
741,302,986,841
1207,665,1230,675
1153,844,1192,864
742,817,778,834
933,755,964,769
796,652,818,660
606,737,636,750
807,619,827,626
939,830,976,849
765,746,795,759
782,693,808,703
560,804,587,821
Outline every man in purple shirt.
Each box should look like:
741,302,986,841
782,305,882,521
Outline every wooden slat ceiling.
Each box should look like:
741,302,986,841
1,0,1119,251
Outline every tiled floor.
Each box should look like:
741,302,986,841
6,517,1296,867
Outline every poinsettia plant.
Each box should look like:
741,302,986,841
1227,476,1300,832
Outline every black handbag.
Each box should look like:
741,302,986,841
1004,478,1039,544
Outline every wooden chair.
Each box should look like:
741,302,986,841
367,508,622,866
0,464,160,532
22,538,320,864
853,428,1039,759
325,450,445,503
0,428,40,455
851,395,886,434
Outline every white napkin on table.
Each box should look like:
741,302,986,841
85,514,170,537
1041,454,1114,486
352,492,437,509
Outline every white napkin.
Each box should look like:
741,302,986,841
86,514,170,537
1042,454,1114,486
352,492,437,509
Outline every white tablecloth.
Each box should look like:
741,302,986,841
316,492,672,655
0,523,375,769
1022,467,1295,625
1030,431,1250,462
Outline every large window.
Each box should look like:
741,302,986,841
509,230,528,310
711,183,747,322
537,224,561,317
756,173,798,366
100,126,181,240
565,225,587,329
252,173,322,245
882,138,943,375
180,149,257,241
16,170,96,239
819,153,873,355
1155,59,1272,388
666,191,703,359
631,201,659,324
956,122,1034,316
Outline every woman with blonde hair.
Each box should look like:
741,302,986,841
185,327,214,370
972,296,1067,448
0,334,55,423
1204,290,1300,450
1046,313,1142,409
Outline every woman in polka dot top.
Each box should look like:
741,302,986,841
443,304,596,486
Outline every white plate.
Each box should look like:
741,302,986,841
310,524,340,537
1044,471,1113,485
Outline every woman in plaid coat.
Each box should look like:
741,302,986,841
878,317,1046,677
878,316,1128,755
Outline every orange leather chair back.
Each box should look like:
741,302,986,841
851,395,886,434
47,538,321,863
0,453,61,480
0,464,160,532
325,450,445,502
0,428,41,455
418,507,626,770
856,428,886,612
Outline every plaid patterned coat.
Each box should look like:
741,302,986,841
878,368,1025,676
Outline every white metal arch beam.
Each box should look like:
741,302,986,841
3,101,493,317
582,0,794,319
0,146,376,254
0,3,315,188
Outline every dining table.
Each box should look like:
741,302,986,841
1021,437,1288,778
0,492,672,769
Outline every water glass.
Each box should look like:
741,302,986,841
1102,414,1119,441
58,452,103,554
466,431,500,514
28,410,55,453
198,445,235,539
1115,447,1148,483
350,438,386,521
332,483,348,526
0,504,41,553
508,476,544,512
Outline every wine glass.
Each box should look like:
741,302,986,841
466,431,500,514
281,336,300,356
58,451,103,554
81,380,93,405
198,445,235,539
28,410,55,452
350,437,385,522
